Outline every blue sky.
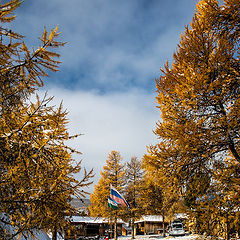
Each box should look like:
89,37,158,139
9,0,198,192
11,0,198,92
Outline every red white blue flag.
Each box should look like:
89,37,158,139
110,185,130,208
108,196,119,210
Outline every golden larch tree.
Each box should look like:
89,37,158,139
125,156,143,239
89,150,126,239
0,1,93,239
145,0,240,238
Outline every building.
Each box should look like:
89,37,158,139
135,215,169,235
64,216,124,240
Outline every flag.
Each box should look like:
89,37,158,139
110,185,130,208
108,196,118,210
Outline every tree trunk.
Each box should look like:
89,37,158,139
114,215,117,240
195,210,200,234
225,213,229,240
52,226,57,240
131,217,135,239
162,212,166,237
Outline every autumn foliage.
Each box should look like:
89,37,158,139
144,0,240,238
0,1,93,239
89,151,126,219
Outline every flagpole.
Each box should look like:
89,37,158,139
131,210,135,239
110,207,113,239
109,185,131,239
114,211,117,240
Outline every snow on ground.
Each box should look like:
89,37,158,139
115,234,200,240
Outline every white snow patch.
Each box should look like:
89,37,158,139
117,234,199,240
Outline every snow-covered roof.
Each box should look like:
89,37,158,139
135,215,163,223
70,216,124,224
174,213,188,219
0,228,50,240
0,214,50,240
18,231,50,240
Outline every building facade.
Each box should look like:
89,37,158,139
64,216,123,240
135,215,169,235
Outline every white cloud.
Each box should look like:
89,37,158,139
8,0,199,194
8,0,198,91
38,87,159,193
